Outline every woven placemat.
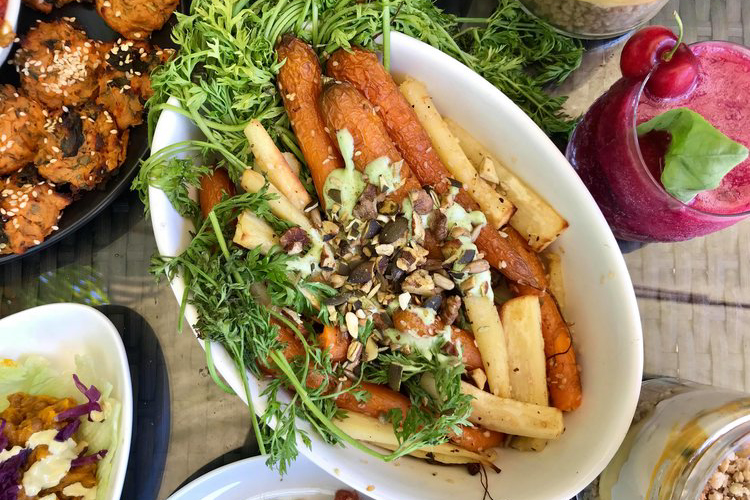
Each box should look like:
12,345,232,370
3,2,750,498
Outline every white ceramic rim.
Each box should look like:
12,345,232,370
166,454,373,500
0,302,134,500
0,0,21,65
148,31,643,500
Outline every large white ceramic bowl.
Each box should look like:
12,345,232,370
149,32,643,500
0,303,133,500
0,0,20,66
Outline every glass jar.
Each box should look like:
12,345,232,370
579,377,750,500
517,0,669,39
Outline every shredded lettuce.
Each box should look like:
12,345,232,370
0,355,121,500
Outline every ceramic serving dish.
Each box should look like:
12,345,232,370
149,31,643,500
0,303,133,500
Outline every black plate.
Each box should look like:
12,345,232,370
0,0,180,265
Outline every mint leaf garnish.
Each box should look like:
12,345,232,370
637,108,749,203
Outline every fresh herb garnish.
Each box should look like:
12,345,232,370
143,0,582,186
637,107,749,203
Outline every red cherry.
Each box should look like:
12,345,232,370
646,43,700,99
620,26,678,79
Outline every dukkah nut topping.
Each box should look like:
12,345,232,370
281,159,495,367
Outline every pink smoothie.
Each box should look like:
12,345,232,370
637,42,750,215
567,41,750,242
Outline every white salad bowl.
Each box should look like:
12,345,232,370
0,0,20,66
149,31,643,500
0,303,134,500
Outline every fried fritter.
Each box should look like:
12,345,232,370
0,85,47,176
15,20,105,109
0,167,70,254
96,39,172,129
95,0,178,40
37,104,129,190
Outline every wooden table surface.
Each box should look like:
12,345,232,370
2,0,750,498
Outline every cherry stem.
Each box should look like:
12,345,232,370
663,11,684,61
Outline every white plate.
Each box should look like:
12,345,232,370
0,303,134,500
149,31,643,500
167,454,372,500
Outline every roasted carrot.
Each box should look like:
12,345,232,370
319,81,420,202
335,381,411,418
258,320,306,377
267,321,499,453
326,47,539,288
451,328,484,374
336,381,503,454
505,227,582,411
198,168,235,219
320,325,349,364
276,35,344,203
391,310,483,371
450,425,506,453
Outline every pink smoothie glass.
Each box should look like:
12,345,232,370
567,41,750,242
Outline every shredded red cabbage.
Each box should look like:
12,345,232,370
0,419,7,451
71,449,107,468
73,374,101,403
0,448,30,500
54,418,81,442
55,374,102,423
